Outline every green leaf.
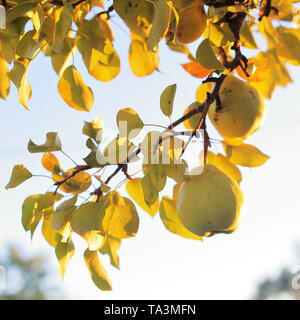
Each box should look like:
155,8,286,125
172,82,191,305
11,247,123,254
28,132,62,153
16,30,40,60
196,39,225,70
55,240,75,278
6,165,32,189
99,235,121,269
116,108,144,140
147,0,172,50
223,140,270,167
22,192,62,235
84,249,112,291
160,84,176,117
160,197,202,240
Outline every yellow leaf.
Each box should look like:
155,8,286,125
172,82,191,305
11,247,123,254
223,140,270,167
196,82,214,103
129,38,159,77
102,193,139,239
206,151,242,183
52,6,72,52
51,39,75,76
42,210,62,247
99,235,121,269
160,197,202,240
6,164,32,189
6,1,37,24
52,168,92,194
84,249,112,291
42,152,61,173
147,0,172,50
55,240,75,278
9,58,32,109
126,178,159,216
82,117,104,143
58,65,94,111
0,58,10,99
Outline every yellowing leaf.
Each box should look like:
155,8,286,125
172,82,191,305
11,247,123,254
102,193,139,239
99,235,121,269
55,240,75,278
42,152,61,173
206,151,242,183
117,108,144,140
58,65,94,111
6,1,37,24
42,210,62,247
196,82,214,103
126,178,159,217
52,169,92,194
196,39,225,70
223,140,270,167
9,58,32,109
160,84,176,117
183,102,203,130
82,117,104,143
160,197,202,240
181,61,211,79
129,38,159,77
22,193,62,234
52,196,77,241
51,39,75,76
0,58,10,99
28,132,62,153
16,30,40,59
84,249,112,291
6,165,32,189
71,200,108,250
52,7,72,52
147,0,172,50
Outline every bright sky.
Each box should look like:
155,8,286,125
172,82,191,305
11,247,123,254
1,10,300,300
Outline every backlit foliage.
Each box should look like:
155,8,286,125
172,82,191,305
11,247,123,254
4,0,300,291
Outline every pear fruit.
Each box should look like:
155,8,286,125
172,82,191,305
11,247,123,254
208,76,266,140
176,164,243,236
173,0,207,44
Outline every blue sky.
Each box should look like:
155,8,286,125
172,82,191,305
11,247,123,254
1,11,300,299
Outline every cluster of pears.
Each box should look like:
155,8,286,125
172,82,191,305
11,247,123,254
175,76,266,237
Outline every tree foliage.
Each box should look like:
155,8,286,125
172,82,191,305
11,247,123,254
4,0,300,291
